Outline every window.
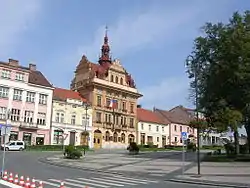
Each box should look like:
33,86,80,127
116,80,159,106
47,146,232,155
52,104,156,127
0,107,7,120
96,112,101,123
97,95,102,106
174,125,177,131
60,113,64,123
71,115,76,124
26,92,35,103
180,126,182,132
10,108,20,122
111,75,114,82
55,112,64,123
157,137,159,142
174,136,178,142
130,103,134,113
106,98,110,107
141,123,144,130
24,111,34,123
105,114,108,122
122,102,126,111
13,89,22,101
108,114,111,123
1,69,11,79
0,86,9,98
120,78,123,85
162,126,164,132
129,118,134,128
115,76,118,83
15,73,24,81
187,127,190,133
149,124,151,131
53,130,63,145
39,94,47,105
82,115,89,126
37,112,46,125
120,116,123,125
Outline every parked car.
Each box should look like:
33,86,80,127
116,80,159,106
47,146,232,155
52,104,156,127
1,141,25,151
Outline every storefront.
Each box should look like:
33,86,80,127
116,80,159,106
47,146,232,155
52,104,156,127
53,130,63,145
9,131,18,141
23,132,32,146
36,134,45,145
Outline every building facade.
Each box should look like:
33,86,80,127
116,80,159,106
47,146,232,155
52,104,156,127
70,31,142,149
137,107,170,148
0,59,53,145
154,106,197,146
51,88,93,148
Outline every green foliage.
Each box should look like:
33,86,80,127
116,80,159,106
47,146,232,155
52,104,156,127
187,142,197,151
127,142,139,154
185,11,250,137
26,145,89,151
64,145,83,159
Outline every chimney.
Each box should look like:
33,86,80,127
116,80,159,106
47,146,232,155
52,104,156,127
137,104,142,108
29,63,36,71
8,59,19,66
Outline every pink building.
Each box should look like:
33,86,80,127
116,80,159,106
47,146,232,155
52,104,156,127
0,59,53,145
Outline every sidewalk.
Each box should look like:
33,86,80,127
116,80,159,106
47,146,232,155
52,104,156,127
170,162,250,187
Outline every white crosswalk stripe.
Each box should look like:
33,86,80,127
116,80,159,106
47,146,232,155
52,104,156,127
37,174,159,188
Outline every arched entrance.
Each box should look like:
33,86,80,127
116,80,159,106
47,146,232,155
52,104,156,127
80,131,89,146
128,134,135,143
105,131,110,141
121,133,125,143
93,129,102,149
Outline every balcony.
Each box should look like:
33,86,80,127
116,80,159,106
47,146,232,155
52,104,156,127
19,122,38,129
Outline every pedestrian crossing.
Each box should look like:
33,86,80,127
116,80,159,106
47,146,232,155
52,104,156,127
36,174,159,188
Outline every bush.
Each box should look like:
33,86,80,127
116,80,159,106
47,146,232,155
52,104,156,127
64,145,83,159
239,144,249,154
187,142,196,152
26,145,64,151
224,143,235,155
127,142,139,154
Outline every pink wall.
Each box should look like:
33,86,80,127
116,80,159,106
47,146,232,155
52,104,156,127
10,70,29,82
38,105,47,113
12,101,22,109
0,98,8,107
24,102,35,111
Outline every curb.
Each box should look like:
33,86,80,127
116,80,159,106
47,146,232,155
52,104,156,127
167,178,250,188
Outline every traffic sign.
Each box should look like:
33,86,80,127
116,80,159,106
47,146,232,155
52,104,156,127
181,132,188,141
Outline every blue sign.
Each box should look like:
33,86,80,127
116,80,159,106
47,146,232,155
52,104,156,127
0,124,11,128
181,132,188,141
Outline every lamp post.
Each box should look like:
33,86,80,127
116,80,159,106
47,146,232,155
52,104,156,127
83,103,90,156
186,55,201,175
1,109,11,177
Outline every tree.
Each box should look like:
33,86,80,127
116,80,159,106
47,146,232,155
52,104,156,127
186,11,250,153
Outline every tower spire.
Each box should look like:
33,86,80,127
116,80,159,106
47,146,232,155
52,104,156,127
99,26,111,64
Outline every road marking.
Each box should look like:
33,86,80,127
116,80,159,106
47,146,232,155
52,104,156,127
95,177,136,185
102,176,140,185
66,178,109,188
35,179,70,188
113,175,159,183
90,178,124,186
0,180,23,188
49,178,94,188
78,177,123,186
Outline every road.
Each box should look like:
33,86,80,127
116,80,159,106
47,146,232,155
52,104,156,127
0,150,206,188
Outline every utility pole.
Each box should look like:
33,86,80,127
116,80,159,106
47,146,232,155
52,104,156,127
83,103,89,156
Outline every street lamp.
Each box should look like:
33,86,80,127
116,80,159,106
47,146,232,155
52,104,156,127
1,109,11,177
83,102,90,156
186,55,201,175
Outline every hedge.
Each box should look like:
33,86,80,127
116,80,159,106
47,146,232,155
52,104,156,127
26,145,89,151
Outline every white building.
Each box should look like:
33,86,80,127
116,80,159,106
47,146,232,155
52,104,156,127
51,88,93,148
0,59,53,145
137,107,169,148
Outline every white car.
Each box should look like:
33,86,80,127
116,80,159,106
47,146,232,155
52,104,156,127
1,141,25,151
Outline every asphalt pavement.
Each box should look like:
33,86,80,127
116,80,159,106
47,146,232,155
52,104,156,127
0,150,212,188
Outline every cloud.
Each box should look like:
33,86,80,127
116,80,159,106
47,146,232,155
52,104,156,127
0,0,41,56
139,76,191,110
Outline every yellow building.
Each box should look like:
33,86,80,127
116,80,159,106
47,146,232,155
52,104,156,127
70,31,142,149
51,87,93,147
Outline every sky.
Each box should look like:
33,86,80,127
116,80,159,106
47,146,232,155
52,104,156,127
0,0,249,111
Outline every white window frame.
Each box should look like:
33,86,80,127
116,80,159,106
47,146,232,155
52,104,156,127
13,89,23,101
39,94,47,105
1,69,11,79
0,107,7,120
15,72,24,81
71,114,76,125
82,115,89,126
0,86,9,98
37,112,46,125
24,110,34,123
10,109,20,122
26,92,35,103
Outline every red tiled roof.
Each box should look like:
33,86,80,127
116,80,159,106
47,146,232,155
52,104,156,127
137,108,170,125
53,87,87,102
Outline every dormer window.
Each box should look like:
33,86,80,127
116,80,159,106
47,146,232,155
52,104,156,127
115,76,118,83
111,75,114,82
120,78,123,85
